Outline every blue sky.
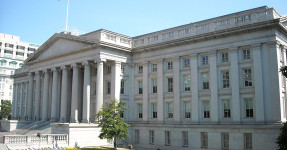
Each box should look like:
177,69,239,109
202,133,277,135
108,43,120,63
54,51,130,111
0,0,287,45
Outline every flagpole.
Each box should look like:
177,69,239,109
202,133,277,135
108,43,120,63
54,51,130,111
65,0,70,33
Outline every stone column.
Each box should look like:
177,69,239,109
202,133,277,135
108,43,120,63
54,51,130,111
142,61,149,122
191,54,199,122
71,63,79,122
41,69,50,121
209,51,219,122
111,61,121,101
18,83,23,119
60,66,69,122
230,47,241,122
27,73,34,120
157,59,164,122
252,44,265,122
24,82,29,120
82,61,91,123
173,57,180,123
12,83,17,119
51,68,59,122
96,59,105,115
34,71,41,120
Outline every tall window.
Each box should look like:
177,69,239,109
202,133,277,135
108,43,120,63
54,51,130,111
152,103,157,118
135,129,140,143
106,81,111,94
243,49,251,60
149,130,154,144
120,80,125,94
221,52,229,63
167,77,173,92
9,61,17,68
184,101,191,118
165,130,171,146
202,73,209,90
138,104,143,118
182,131,188,147
201,132,208,148
121,65,125,74
184,75,191,91
0,60,7,66
152,79,157,93
138,80,143,94
222,71,230,88
167,102,173,118
106,65,111,74
223,100,231,118
221,133,229,150
244,133,252,150
245,99,253,118
244,69,252,87
203,101,210,118
138,65,143,74
152,63,157,72
201,55,208,65
167,61,173,70
184,58,190,68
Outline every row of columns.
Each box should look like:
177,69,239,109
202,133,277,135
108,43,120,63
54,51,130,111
12,58,122,123
137,44,267,123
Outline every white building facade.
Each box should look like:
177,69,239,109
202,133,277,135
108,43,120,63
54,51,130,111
10,6,287,149
0,33,38,103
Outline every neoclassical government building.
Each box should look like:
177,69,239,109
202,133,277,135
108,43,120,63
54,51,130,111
9,6,287,149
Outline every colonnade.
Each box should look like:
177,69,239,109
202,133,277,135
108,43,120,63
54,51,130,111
12,58,122,123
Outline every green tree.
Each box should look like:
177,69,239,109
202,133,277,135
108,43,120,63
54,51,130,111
0,100,12,119
277,67,287,149
95,99,129,149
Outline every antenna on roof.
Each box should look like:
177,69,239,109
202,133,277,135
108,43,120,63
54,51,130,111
65,0,70,34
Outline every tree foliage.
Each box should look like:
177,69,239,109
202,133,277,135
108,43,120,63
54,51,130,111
95,99,129,149
276,122,287,150
0,100,12,119
280,66,287,78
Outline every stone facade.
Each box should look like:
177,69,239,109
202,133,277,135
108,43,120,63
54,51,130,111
10,6,287,149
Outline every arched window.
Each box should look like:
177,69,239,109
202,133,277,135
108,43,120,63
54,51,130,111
0,59,7,66
19,63,24,67
9,61,17,68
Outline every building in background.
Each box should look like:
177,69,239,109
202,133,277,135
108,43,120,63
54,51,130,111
0,33,38,102
3,6,287,149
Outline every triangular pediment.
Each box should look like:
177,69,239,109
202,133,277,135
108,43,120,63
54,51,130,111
26,33,95,63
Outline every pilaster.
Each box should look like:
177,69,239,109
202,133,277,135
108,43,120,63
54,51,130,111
209,51,219,122
173,57,180,123
42,69,50,121
95,59,105,117
157,59,164,122
51,67,59,122
71,63,80,123
111,61,121,101
82,60,91,123
34,71,41,120
191,53,199,122
142,61,149,122
60,66,69,122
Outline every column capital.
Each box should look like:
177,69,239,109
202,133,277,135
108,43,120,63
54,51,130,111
229,47,238,54
82,60,91,66
60,65,70,71
191,53,198,58
172,56,180,62
35,70,41,76
42,69,50,74
51,67,59,72
71,63,80,68
283,45,287,50
156,58,164,64
94,58,106,63
251,43,261,49
208,50,217,56
266,40,281,48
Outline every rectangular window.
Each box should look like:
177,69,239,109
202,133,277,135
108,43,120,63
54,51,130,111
245,99,253,118
168,77,173,92
16,52,24,56
202,73,209,90
4,50,13,54
243,49,251,60
221,133,229,150
149,130,154,144
135,129,140,143
184,101,191,118
167,61,173,70
184,75,191,91
223,100,231,118
203,101,210,118
244,133,252,150
244,69,252,87
17,45,25,50
152,63,157,72
222,71,230,88
120,80,125,94
138,103,143,118
138,80,143,94
221,52,229,63
201,132,208,148
5,43,13,48
165,130,171,146
107,81,111,94
138,65,143,74
202,55,208,65
28,47,36,52
182,131,188,147
152,79,157,93
152,103,157,118
120,103,125,118
167,102,173,118
106,66,111,74
184,58,190,68
121,65,125,74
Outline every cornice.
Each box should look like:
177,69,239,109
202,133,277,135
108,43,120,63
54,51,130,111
132,19,282,53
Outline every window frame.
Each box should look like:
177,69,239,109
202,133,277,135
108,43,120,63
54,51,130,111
221,52,229,63
138,80,143,94
201,55,208,66
152,79,157,94
184,101,191,119
245,99,254,118
167,77,173,92
184,75,191,91
138,103,143,118
183,58,190,68
167,102,174,119
222,70,230,88
165,130,171,146
243,49,251,60
201,132,208,148
244,133,252,150
244,68,252,87
152,103,157,118
202,73,209,90
149,130,154,144
167,61,173,70
182,131,188,147
221,133,229,150
223,99,231,118
203,101,210,119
